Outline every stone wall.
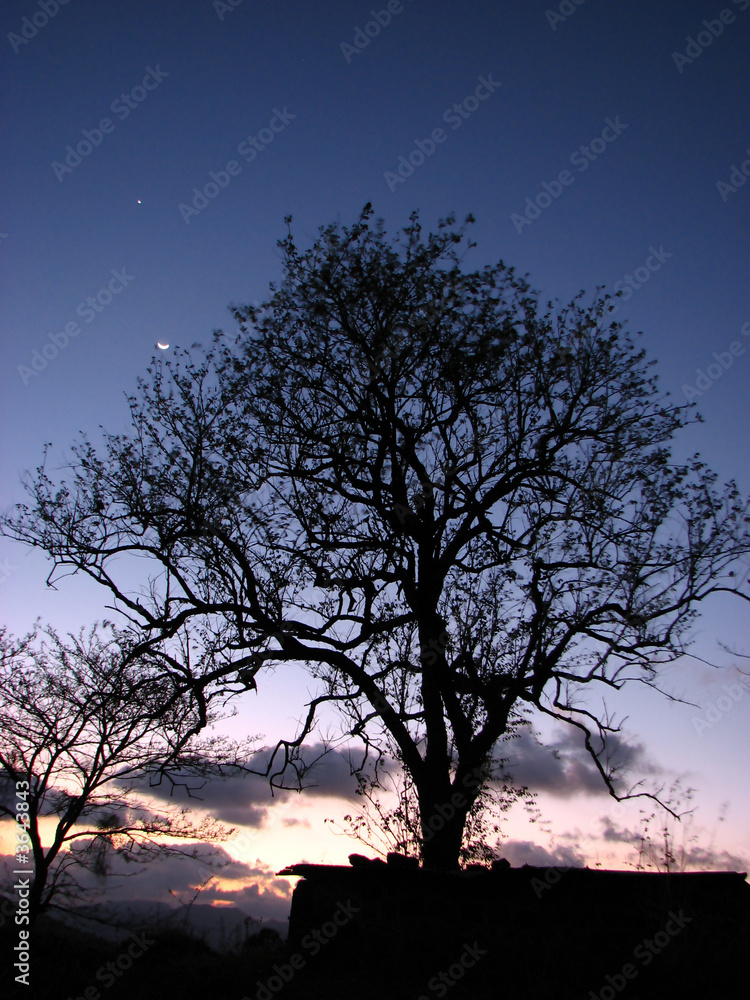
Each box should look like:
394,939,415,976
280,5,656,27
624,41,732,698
274,860,749,999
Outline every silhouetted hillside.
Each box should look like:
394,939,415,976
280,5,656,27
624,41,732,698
41,898,288,951
0,895,286,1000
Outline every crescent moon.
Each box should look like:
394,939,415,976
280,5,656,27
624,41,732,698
156,342,170,350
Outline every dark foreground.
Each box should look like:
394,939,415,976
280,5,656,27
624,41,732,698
3,866,748,1000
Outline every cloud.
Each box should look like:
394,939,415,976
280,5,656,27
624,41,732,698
146,848,293,921
0,842,293,925
496,839,586,868
137,742,362,828
598,817,749,872
133,724,666,836
277,742,363,800
675,845,749,872
601,818,637,843
499,727,662,798
144,768,271,827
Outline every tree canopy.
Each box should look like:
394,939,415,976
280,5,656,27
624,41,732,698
3,206,748,868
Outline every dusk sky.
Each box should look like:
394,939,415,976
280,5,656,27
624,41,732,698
1,0,749,929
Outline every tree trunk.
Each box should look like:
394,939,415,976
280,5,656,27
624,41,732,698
418,786,472,870
27,873,46,926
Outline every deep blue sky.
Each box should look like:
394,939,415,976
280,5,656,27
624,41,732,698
1,0,749,890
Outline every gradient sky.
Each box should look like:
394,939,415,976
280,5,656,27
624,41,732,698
1,0,749,925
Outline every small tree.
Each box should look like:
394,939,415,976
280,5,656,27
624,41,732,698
0,623,245,924
327,720,538,866
3,206,749,869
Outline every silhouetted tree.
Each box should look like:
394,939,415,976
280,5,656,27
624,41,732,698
3,206,749,869
0,623,244,923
